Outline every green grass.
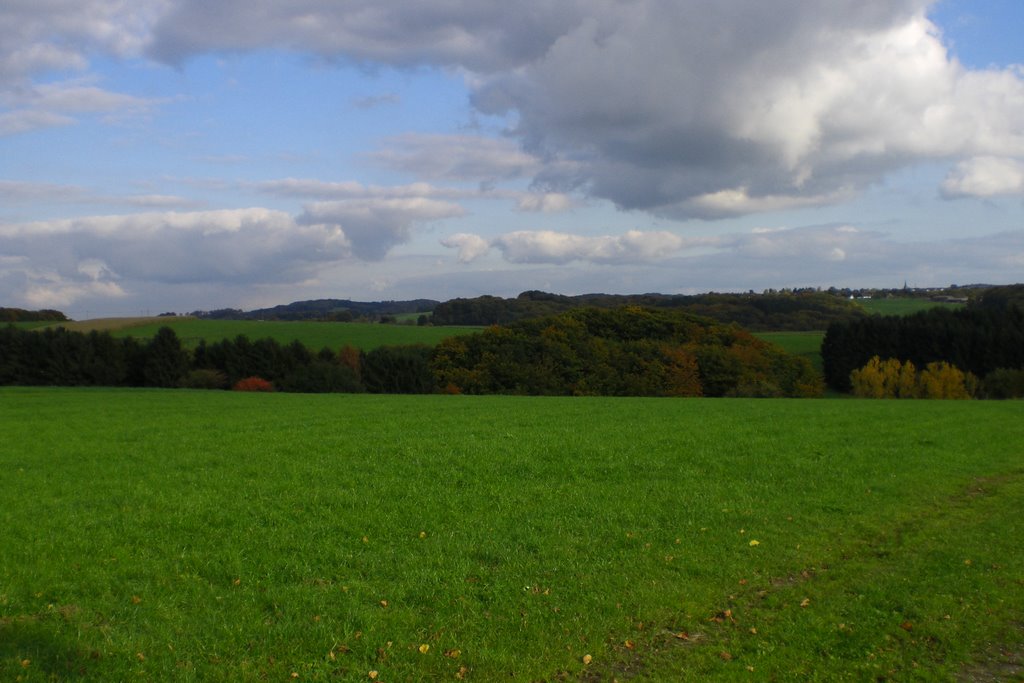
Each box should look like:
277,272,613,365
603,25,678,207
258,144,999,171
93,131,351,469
755,331,825,374
98,318,479,351
857,297,965,316
1,389,1022,681
6,321,63,331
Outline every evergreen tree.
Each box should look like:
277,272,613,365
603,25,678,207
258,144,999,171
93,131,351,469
143,327,189,387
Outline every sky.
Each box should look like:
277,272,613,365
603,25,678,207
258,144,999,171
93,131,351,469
1,0,1023,318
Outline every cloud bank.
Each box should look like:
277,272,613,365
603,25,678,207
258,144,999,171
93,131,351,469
6,1,1023,206
0,201,460,307
145,0,1024,215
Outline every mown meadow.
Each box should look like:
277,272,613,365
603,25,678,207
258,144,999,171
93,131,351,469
1,388,1022,681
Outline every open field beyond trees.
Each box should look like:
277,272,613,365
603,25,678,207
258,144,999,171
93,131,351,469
1,388,1022,681
855,298,965,317
751,332,825,374
38,318,480,352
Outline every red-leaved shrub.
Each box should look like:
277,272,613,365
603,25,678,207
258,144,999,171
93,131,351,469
233,376,274,392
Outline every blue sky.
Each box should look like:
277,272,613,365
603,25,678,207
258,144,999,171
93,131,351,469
1,0,1022,318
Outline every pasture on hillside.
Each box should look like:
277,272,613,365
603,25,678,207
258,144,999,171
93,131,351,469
856,297,965,317
1,388,1022,681
753,331,825,374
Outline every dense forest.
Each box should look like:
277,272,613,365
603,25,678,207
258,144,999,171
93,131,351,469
432,307,822,397
0,307,820,397
822,304,1024,393
969,283,1024,312
431,290,866,331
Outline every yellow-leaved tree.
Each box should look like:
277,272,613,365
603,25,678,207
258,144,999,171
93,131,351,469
917,361,975,399
851,356,975,399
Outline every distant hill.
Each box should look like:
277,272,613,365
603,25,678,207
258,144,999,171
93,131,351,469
970,284,1024,312
431,290,868,331
0,307,68,323
192,298,439,321
185,284,1023,329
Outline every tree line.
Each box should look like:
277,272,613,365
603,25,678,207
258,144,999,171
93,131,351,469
0,307,68,323
0,325,439,394
431,290,866,331
433,307,822,397
822,305,1024,395
1,306,822,397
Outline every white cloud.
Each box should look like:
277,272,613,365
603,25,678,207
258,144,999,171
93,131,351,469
367,133,542,182
474,2,1024,218
24,278,127,309
440,233,491,263
119,194,199,209
516,192,574,213
0,1,166,134
941,156,1024,198
146,0,585,70
298,197,465,260
0,78,163,136
256,178,463,201
9,1,1024,215
443,229,701,265
0,1,159,82
432,225,1024,296
0,109,75,136
0,209,350,293
0,180,84,201
682,187,856,219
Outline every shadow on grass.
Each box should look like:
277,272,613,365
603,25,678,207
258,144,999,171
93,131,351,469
0,606,99,679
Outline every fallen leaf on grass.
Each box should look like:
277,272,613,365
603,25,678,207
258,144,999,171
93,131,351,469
748,540,760,547
900,621,913,632
368,671,378,680
719,651,732,661
379,600,388,608
582,654,593,665
131,595,142,604
20,659,30,668
418,644,430,654
456,665,469,679
674,632,690,641
624,639,635,650
800,598,811,608
444,649,461,659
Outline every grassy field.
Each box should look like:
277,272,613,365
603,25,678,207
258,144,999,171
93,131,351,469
1,388,1021,681
754,331,825,374
33,318,479,351
856,297,965,316
8,321,71,331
